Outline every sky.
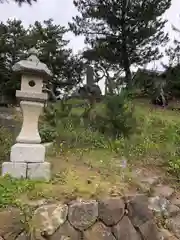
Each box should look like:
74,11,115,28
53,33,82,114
0,0,85,53
0,0,180,92
0,0,180,56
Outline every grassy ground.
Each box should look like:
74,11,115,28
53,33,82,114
0,98,180,208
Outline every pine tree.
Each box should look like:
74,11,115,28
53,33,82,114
70,0,171,89
163,21,180,97
28,19,84,95
0,19,27,99
0,0,37,5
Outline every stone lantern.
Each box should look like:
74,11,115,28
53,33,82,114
2,48,52,180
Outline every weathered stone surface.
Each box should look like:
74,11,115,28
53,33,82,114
139,220,159,240
153,185,174,199
140,176,159,186
21,199,47,208
167,204,180,218
98,198,125,226
0,208,24,240
167,215,180,239
138,176,159,193
112,216,141,240
0,196,162,240
2,162,27,179
11,143,45,163
59,237,70,240
83,222,115,240
127,195,153,227
27,162,51,181
13,48,52,77
138,182,151,193
168,237,179,240
68,200,98,231
50,221,80,240
15,232,28,240
158,228,176,240
171,194,180,207
31,204,68,237
148,197,170,216
43,142,53,149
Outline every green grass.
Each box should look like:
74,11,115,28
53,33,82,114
0,127,13,163
0,176,37,208
0,98,180,208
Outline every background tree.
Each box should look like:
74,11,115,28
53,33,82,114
0,19,27,101
83,49,124,94
28,19,84,99
0,0,36,5
70,0,171,89
162,20,180,98
0,18,85,103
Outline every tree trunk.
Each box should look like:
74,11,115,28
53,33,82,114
107,77,114,95
121,0,132,90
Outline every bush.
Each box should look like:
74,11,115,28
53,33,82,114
0,127,12,162
39,124,57,143
55,117,107,149
109,106,180,175
95,91,136,138
43,102,72,127
168,158,180,179
40,101,73,143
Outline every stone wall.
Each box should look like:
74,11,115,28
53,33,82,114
0,195,161,240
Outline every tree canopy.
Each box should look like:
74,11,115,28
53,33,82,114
0,18,84,101
70,0,171,89
0,0,37,5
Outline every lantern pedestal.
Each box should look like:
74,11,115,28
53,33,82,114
17,101,43,144
10,143,45,163
2,101,51,180
2,161,51,180
2,162,27,179
2,142,51,180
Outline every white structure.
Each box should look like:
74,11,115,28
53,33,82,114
2,48,52,180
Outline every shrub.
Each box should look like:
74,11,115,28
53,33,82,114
0,127,12,163
43,102,72,127
110,106,180,173
96,91,136,138
40,101,73,143
39,124,57,143
55,117,107,149
168,158,180,179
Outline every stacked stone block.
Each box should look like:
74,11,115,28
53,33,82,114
2,142,50,180
3,195,159,240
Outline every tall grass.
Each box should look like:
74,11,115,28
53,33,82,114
0,127,12,163
42,98,180,179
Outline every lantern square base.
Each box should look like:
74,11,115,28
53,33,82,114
2,162,27,179
11,143,45,163
27,162,51,181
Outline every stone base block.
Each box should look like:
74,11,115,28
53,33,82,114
27,162,51,181
11,143,45,163
2,162,27,178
